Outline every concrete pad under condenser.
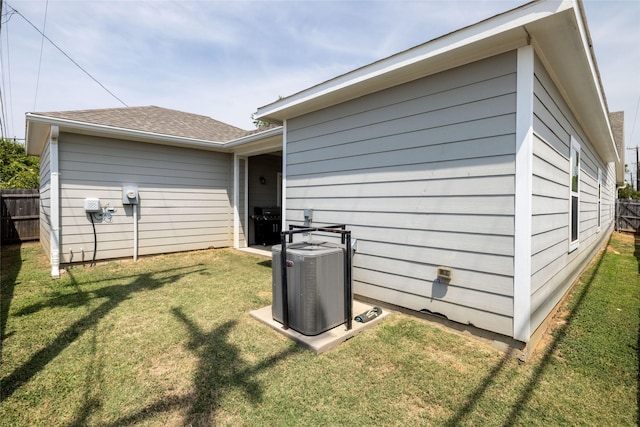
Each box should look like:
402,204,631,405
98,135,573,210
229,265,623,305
249,300,389,354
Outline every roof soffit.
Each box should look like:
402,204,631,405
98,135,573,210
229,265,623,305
25,113,228,154
24,111,283,156
255,0,618,169
255,0,575,123
526,6,619,164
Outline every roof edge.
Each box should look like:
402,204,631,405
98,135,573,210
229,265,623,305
25,113,283,156
255,0,574,122
25,113,228,155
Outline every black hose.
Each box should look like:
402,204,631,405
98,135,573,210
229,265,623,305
90,213,97,267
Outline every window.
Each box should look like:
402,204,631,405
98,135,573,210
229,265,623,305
569,137,580,251
597,168,602,232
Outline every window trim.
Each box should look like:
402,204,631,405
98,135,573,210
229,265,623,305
569,137,580,252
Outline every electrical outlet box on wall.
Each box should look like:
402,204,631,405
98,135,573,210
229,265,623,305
84,198,101,212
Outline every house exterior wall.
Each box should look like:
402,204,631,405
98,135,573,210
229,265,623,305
530,53,615,332
39,138,51,260
285,51,518,336
57,133,234,263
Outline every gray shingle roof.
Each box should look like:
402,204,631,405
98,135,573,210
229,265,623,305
609,111,624,164
37,106,251,142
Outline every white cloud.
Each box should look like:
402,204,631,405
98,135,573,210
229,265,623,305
2,0,639,148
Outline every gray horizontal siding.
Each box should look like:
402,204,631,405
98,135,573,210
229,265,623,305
58,133,233,263
530,54,613,333
285,51,518,337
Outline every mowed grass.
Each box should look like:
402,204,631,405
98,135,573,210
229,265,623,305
1,232,638,426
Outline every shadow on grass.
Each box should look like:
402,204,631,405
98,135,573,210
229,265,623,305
258,259,272,268
446,236,609,426
12,265,204,317
0,243,22,358
68,322,104,427
95,308,301,426
0,265,203,403
444,348,516,427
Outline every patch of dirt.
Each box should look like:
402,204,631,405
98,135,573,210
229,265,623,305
615,232,636,245
426,346,470,373
404,395,446,419
532,309,570,360
257,290,271,301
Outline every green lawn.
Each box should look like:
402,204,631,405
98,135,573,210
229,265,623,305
1,233,638,426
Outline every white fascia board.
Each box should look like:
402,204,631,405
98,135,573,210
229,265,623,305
224,126,283,155
25,113,228,152
574,1,619,164
255,0,573,122
26,113,283,156
224,126,282,147
528,3,619,166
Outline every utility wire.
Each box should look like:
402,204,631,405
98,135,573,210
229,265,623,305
6,2,128,107
0,0,7,139
5,13,13,137
33,0,48,111
629,95,639,147
1,9,16,26
0,93,6,140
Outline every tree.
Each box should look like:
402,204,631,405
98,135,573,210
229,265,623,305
618,183,638,200
251,96,285,129
0,139,40,189
251,113,271,129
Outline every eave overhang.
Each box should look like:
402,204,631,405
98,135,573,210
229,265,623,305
255,0,620,174
25,113,283,157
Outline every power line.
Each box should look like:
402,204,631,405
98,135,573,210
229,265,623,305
0,0,6,139
5,10,13,137
6,2,128,108
33,0,48,111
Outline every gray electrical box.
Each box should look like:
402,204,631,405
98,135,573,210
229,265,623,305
272,241,345,336
303,209,313,221
122,185,139,205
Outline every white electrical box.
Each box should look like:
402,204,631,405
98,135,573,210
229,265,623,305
122,185,139,205
84,198,101,212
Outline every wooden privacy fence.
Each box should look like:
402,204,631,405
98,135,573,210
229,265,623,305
616,199,640,233
1,189,40,243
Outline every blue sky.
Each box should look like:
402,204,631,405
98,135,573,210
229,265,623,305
2,0,639,155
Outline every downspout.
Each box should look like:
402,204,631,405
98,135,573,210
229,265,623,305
133,203,138,262
233,154,240,248
281,120,287,233
50,125,61,278
243,157,248,245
